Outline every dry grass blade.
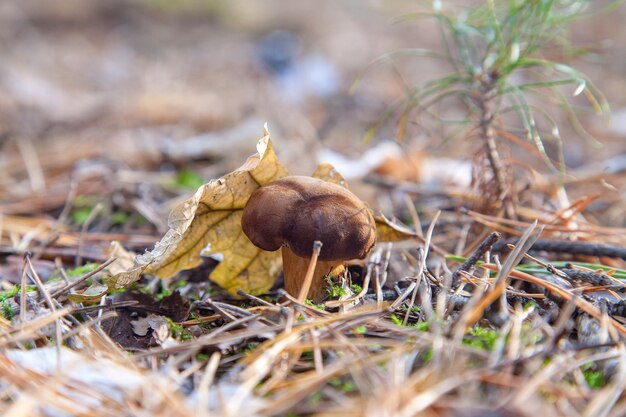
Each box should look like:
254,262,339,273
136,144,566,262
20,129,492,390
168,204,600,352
403,211,440,325
481,264,626,337
453,221,540,334
298,240,323,303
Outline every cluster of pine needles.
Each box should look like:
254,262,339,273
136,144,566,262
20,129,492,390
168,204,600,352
3,196,626,416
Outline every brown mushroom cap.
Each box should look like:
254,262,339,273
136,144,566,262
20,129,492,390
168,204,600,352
241,176,376,261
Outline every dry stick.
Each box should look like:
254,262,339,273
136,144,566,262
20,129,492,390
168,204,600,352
403,211,440,326
54,257,72,286
310,328,324,373
389,281,417,311
451,231,501,287
0,309,70,346
19,255,29,324
482,264,626,337
133,314,268,360
378,244,392,302
71,300,139,314
236,289,279,308
475,75,516,219
47,257,117,301
297,241,323,303
203,299,237,322
547,193,599,226
197,352,222,417
466,207,626,236
24,254,63,369
453,221,540,336
59,311,118,341
279,289,332,316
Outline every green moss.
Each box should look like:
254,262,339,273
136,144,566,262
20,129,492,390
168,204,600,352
390,313,429,331
164,317,192,341
581,363,606,388
307,391,323,406
463,326,498,351
391,313,404,326
351,325,367,335
243,342,259,356
414,321,429,331
174,169,205,190
71,207,93,225
0,286,21,303
329,377,357,393
583,370,605,388
350,283,363,294
1,302,14,320
66,263,98,278
326,284,346,298
422,347,433,363
305,299,325,310
523,300,538,311
0,285,37,303
155,280,188,301
111,212,130,226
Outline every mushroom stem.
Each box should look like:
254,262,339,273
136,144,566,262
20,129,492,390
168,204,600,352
282,246,335,302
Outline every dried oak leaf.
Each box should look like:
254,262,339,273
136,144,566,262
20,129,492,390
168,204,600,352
374,213,417,242
71,129,414,302
107,126,287,296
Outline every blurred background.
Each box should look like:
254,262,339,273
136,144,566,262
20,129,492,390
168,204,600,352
1,0,626,239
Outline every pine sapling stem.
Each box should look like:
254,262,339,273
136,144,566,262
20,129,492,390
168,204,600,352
476,73,516,219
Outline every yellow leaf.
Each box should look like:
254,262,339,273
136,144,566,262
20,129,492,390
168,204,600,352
107,126,288,295
311,162,348,187
106,241,137,275
375,214,417,242
67,242,138,303
67,283,108,304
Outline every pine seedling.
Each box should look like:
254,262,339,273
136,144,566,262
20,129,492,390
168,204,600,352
364,0,616,217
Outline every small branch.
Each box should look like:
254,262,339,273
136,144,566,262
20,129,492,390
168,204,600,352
475,72,516,218
298,241,323,303
451,231,501,287
48,257,117,301
493,239,626,260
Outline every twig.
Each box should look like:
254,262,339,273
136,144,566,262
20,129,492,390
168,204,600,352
24,253,64,369
71,300,139,314
197,352,221,417
236,289,279,308
451,231,501,287
403,211,440,325
560,267,623,289
453,221,539,334
19,254,29,323
494,239,626,260
47,257,117,301
298,241,323,303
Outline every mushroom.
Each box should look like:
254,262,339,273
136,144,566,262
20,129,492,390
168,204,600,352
241,176,376,302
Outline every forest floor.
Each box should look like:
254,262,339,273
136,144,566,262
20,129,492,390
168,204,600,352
2,1,626,416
